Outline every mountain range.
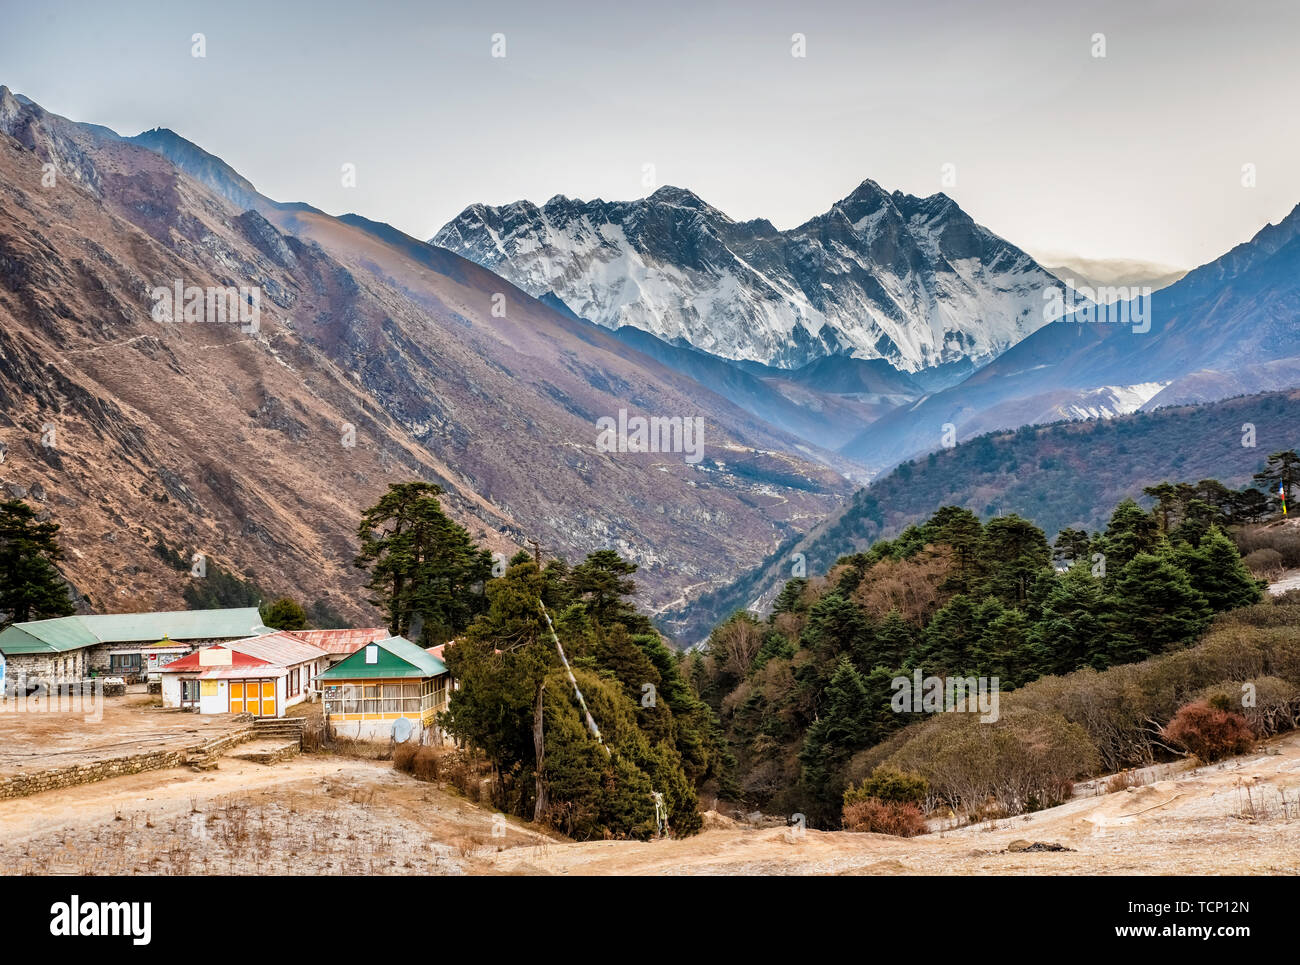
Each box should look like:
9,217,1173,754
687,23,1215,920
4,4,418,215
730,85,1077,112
661,387,1300,643
838,201,1300,471
3,81,1297,637
0,86,854,619
433,182,1063,375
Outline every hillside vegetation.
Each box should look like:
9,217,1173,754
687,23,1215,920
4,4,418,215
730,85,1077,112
687,475,1283,827
665,389,1300,642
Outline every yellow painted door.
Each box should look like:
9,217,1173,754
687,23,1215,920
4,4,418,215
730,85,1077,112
229,682,244,713
260,681,276,717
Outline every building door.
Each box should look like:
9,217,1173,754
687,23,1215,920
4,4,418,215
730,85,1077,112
258,680,276,717
229,681,246,714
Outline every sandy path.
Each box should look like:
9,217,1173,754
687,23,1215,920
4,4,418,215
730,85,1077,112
4,734,1300,875
485,732,1300,875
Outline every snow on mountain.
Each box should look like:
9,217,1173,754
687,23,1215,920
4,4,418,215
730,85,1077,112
432,180,1063,373
1060,382,1172,420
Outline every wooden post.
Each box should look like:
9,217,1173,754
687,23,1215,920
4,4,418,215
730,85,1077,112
533,680,547,822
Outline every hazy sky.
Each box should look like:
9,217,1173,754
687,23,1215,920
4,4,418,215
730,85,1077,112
4,0,1297,268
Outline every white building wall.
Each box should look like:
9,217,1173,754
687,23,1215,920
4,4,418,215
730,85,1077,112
161,674,184,708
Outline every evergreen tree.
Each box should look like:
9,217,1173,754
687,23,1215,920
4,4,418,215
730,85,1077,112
261,597,307,631
1173,525,1263,612
914,594,979,675
0,500,74,625
1029,563,1114,674
1052,528,1091,566
873,609,918,668
1106,553,1212,664
567,550,650,632
1097,498,1162,569
802,592,875,670
354,482,492,643
798,656,875,823
979,514,1051,604
1253,449,1300,514
772,577,809,615
923,506,984,593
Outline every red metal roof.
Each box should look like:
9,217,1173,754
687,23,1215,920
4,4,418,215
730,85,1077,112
160,646,270,673
289,628,389,655
159,632,326,674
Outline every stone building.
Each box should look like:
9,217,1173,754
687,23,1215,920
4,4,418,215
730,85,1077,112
0,607,269,687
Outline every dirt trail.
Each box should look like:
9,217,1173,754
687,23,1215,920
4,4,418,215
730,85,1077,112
485,731,1300,875
3,732,1299,875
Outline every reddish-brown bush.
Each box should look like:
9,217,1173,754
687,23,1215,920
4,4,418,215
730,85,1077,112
1161,700,1255,763
412,745,441,781
393,741,417,773
842,798,928,837
393,742,442,781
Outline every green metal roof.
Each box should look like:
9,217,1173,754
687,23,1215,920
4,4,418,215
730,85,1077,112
315,636,448,681
0,608,267,655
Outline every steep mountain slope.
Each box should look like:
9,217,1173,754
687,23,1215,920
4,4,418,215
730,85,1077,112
840,204,1300,472
534,294,917,454
432,181,1063,373
0,87,853,617
661,388,1300,642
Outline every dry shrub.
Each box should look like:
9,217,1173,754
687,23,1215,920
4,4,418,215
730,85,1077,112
1243,548,1286,580
1233,525,1300,568
1161,700,1255,763
886,708,1098,817
851,545,955,624
1199,676,1300,737
393,741,417,773
412,746,441,781
1012,594,1300,770
300,716,328,752
842,799,928,837
1104,769,1144,793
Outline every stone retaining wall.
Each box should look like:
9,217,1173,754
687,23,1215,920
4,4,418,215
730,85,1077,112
0,749,184,799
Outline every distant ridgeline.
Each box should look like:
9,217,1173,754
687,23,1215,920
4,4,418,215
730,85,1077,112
663,388,1300,643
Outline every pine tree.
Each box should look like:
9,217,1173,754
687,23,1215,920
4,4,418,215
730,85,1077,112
1173,525,1263,612
568,550,649,631
1052,528,1091,566
913,594,981,675
0,499,75,625
802,592,874,670
1253,450,1300,514
1029,563,1114,674
798,656,875,824
354,482,492,643
1106,552,1212,663
873,609,918,668
1098,498,1162,569
261,597,307,631
772,577,809,615
978,514,1051,604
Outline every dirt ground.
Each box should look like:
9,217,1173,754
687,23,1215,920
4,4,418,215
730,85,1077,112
484,732,1300,875
0,692,241,775
0,754,555,876
1,727,1298,874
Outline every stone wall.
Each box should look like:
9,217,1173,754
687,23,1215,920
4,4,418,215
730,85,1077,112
0,749,184,800
2,649,90,687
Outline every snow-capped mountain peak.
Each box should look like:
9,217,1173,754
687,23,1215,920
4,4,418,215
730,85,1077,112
431,180,1063,372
